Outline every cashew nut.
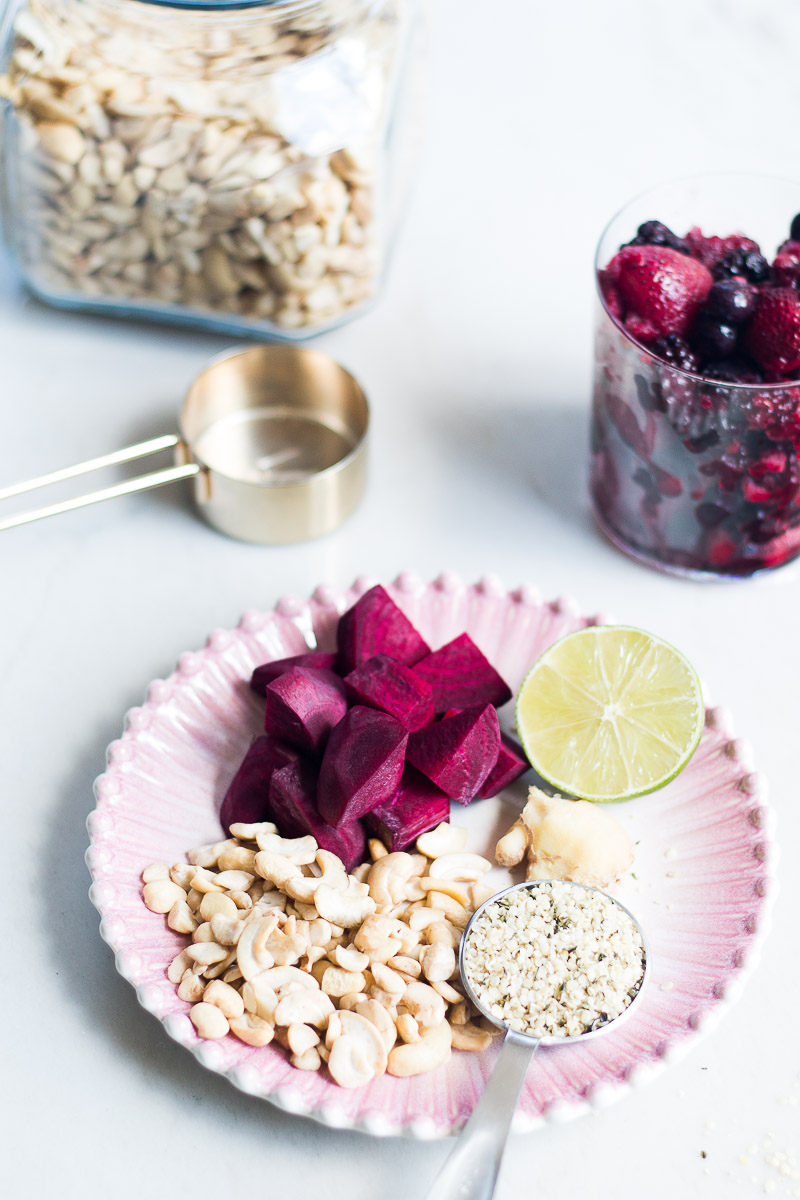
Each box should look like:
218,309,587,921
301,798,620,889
313,882,376,928
253,851,302,889
355,998,397,1053
367,853,420,909
189,1002,230,1039
449,1022,494,1052
203,979,245,1019
387,1020,451,1077
420,943,456,983
396,1012,421,1043
419,878,472,907
236,914,279,980
333,944,370,973
229,1012,274,1047
273,989,334,1029
416,822,469,859
229,820,278,841
285,1022,320,1056
255,832,318,864
291,1047,322,1071
401,981,446,1030
217,846,257,872
427,853,493,883
327,1010,388,1088
320,966,367,998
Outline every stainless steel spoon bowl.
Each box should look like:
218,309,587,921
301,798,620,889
426,879,650,1200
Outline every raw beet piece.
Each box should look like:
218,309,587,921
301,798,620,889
475,734,529,799
336,585,430,674
219,735,298,834
269,758,366,869
344,654,435,731
412,634,512,712
364,767,450,851
263,666,348,755
317,705,408,826
250,652,338,696
406,704,501,805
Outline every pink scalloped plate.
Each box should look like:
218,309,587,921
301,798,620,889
86,572,777,1138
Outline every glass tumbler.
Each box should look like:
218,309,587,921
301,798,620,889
0,0,421,338
590,174,800,578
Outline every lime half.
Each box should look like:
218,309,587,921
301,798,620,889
516,626,704,802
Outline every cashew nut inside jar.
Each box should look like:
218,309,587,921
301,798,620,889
0,0,423,338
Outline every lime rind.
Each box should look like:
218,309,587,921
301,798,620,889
515,625,704,803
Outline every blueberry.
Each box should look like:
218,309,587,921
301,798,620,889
705,279,754,325
791,213,800,242
713,249,771,284
692,312,738,361
628,220,689,254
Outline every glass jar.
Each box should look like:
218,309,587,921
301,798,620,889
590,173,800,578
0,0,420,337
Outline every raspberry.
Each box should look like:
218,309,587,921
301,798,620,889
603,245,713,343
772,240,800,288
685,228,760,270
744,289,800,376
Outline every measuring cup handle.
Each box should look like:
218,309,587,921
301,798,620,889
0,434,200,532
425,1031,538,1200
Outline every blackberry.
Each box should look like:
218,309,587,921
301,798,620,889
705,278,755,325
713,249,770,284
628,220,689,255
691,313,738,361
791,213,800,242
651,335,699,373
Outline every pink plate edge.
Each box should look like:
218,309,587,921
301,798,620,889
84,569,779,1140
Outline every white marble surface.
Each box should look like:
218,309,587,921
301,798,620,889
1,0,799,1196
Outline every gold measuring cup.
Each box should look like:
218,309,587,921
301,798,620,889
0,345,369,544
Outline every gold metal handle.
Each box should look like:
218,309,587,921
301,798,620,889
0,434,200,532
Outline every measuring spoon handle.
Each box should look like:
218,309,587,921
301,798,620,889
0,434,199,532
425,1031,538,1200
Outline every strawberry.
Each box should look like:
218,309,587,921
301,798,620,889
772,240,800,288
685,227,760,270
744,289,800,375
603,245,713,343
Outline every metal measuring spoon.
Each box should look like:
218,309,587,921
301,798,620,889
426,879,650,1200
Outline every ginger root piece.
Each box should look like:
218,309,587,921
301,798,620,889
494,787,634,890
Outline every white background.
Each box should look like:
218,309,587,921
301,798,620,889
1,0,799,1196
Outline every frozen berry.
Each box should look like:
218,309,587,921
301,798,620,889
772,241,800,289
667,390,726,452
695,502,729,528
748,388,800,441
692,312,738,361
713,249,770,284
791,214,800,242
651,335,699,373
705,278,755,325
744,289,800,375
603,245,713,343
685,228,760,270
628,220,689,254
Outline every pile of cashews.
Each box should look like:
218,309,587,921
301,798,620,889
142,822,500,1087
